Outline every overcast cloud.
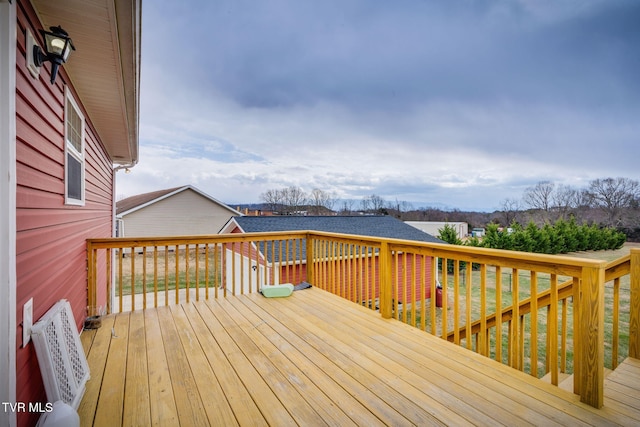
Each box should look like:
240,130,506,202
116,0,640,212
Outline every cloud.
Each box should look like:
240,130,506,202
118,0,640,212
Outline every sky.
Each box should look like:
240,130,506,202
116,0,640,212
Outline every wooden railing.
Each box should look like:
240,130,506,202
87,232,640,409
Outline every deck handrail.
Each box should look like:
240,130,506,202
85,231,636,409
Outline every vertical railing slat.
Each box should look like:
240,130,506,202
495,266,502,362
379,241,392,319
530,271,538,376
630,248,640,359
612,277,620,369
549,274,558,385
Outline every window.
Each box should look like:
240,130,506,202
64,89,85,205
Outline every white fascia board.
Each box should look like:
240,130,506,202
0,1,17,425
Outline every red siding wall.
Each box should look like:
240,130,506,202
313,254,434,304
15,2,114,425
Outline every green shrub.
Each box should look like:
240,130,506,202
470,218,625,254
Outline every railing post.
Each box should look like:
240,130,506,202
306,233,315,286
577,262,605,408
86,240,96,317
379,241,392,319
630,249,640,359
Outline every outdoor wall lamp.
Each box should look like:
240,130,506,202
33,26,75,85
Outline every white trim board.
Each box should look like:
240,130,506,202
0,1,18,426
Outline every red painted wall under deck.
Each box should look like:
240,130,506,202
15,1,114,425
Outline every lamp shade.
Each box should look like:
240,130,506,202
39,26,75,64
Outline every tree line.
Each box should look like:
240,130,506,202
260,186,338,215
257,176,640,241
260,187,413,216
501,177,640,229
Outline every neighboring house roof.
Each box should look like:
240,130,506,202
222,216,444,264
116,185,241,216
31,0,141,165
224,216,444,243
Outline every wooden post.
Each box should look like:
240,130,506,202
86,240,95,317
306,234,315,286
577,263,605,408
629,249,640,359
379,241,392,319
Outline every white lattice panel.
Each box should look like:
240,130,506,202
31,300,90,409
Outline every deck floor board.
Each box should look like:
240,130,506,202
80,288,640,426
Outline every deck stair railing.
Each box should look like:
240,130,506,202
87,232,640,409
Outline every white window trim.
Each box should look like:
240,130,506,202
64,87,86,206
0,1,17,426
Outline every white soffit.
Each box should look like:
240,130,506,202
31,0,140,165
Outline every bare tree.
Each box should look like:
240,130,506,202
585,177,640,227
369,194,386,214
552,184,579,220
339,199,355,215
388,198,414,218
499,198,520,226
260,188,284,212
523,181,555,222
360,197,371,213
308,188,336,215
282,186,307,215
523,181,554,212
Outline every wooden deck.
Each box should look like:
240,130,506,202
79,287,640,426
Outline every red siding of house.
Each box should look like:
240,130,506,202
15,2,114,425
313,253,433,304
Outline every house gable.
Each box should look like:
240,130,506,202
118,186,241,237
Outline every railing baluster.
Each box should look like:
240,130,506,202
530,271,538,376
441,260,448,339
453,259,460,345
195,243,200,301
510,268,520,369
105,248,111,315
630,248,640,359
130,247,136,311
142,247,147,309
153,246,158,307
430,256,437,336
495,266,502,362
174,246,180,304
549,273,559,385
612,277,620,369
420,254,427,331
561,296,568,373
411,253,417,328
118,249,123,313
479,264,487,356
379,241,392,319
214,244,220,298
204,244,210,300
164,246,169,306
185,244,190,303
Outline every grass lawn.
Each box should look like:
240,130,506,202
116,246,223,296
403,242,638,376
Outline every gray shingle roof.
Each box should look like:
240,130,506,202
229,216,444,264
233,215,444,243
